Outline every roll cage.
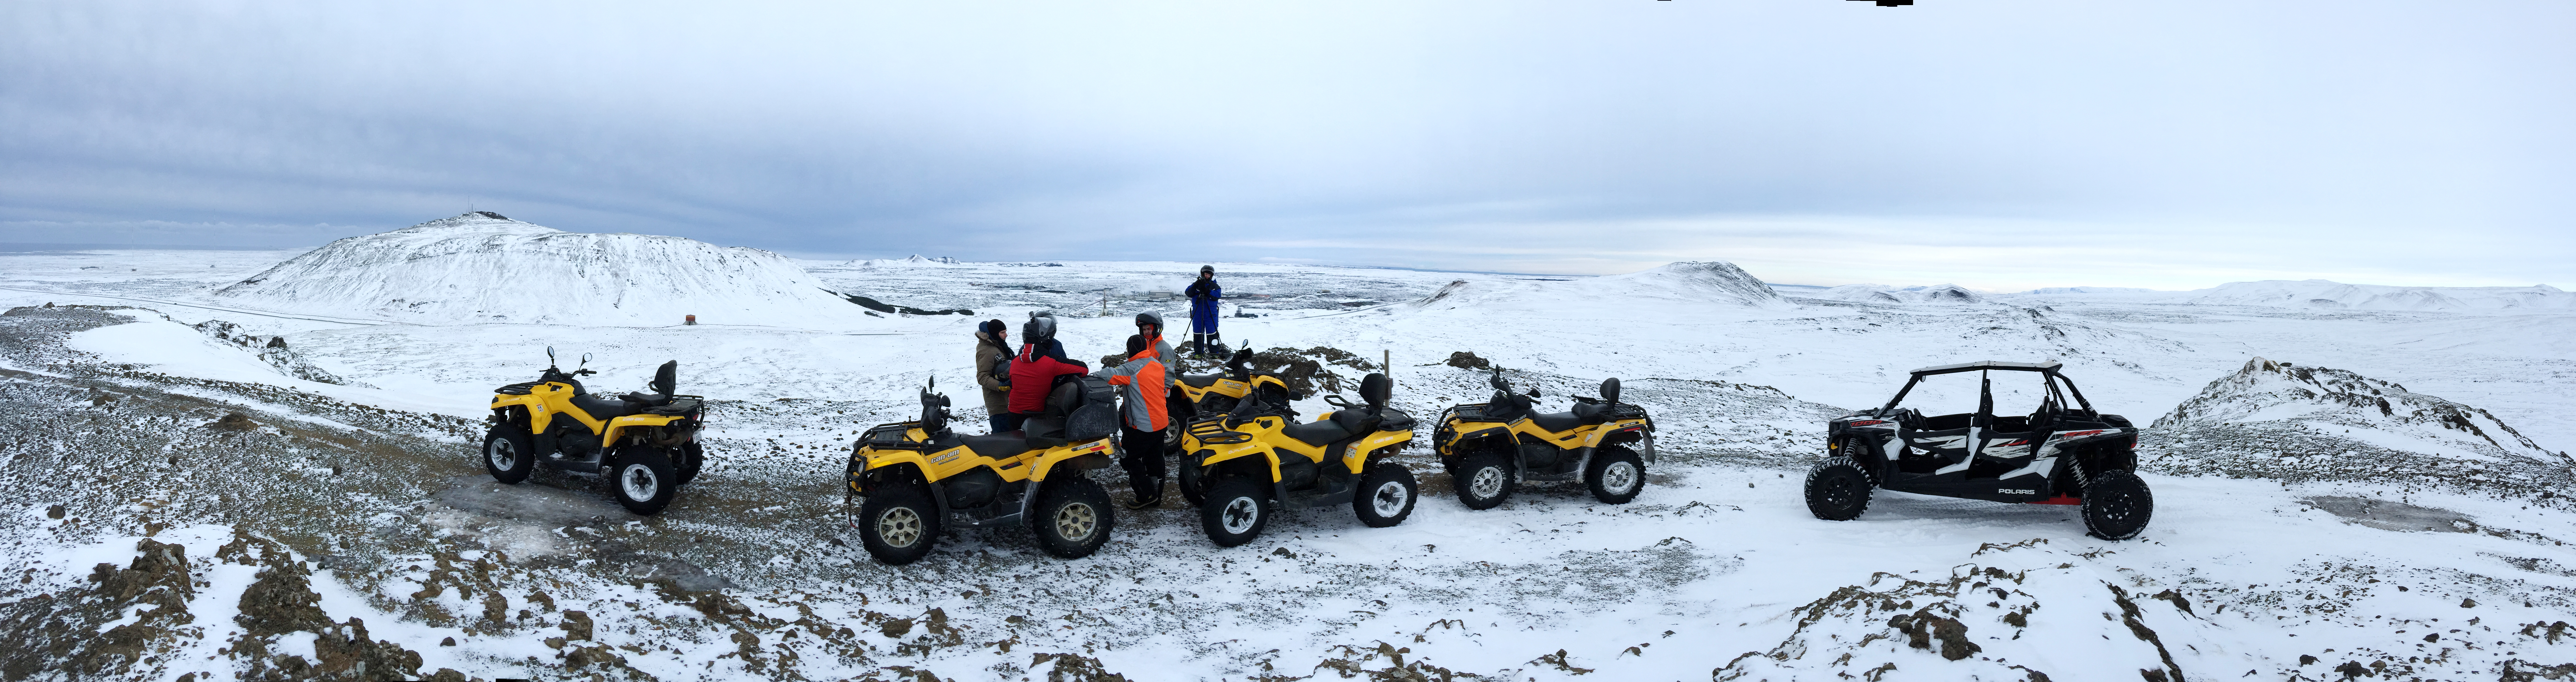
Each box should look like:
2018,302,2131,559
1874,360,2097,420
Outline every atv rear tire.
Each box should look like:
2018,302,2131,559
2080,469,2153,540
859,483,941,564
1200,477,1273,547
1454,452,1515,511
1032,476,1115,559
1585,446,1646,505
1352,462,1418,528
1803,456,1872,521
483,424,534,484
675,441,705,485
608,445,679,515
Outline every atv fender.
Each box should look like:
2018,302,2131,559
859,450,937,495
1441,426,1511,460
602,414,686,448
490,393,554,432
1339,431,1414,473
1833,432,1891,476
1027,441,1115,481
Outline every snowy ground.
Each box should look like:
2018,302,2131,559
3,246,2573,682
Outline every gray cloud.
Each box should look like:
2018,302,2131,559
3,0,2569,289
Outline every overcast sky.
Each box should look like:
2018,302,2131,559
3,0,2568,290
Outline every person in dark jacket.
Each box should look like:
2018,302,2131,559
973,319,1019,433
1008,314,1088,416
1184,265,1222,358
1096,334,1169,508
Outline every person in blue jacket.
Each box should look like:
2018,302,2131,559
1184,265,1222,358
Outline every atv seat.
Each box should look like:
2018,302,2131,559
1529,411,1588,433
621,391,674,407
1282,419,1353,446
960,433,1034,459
1570,401,1609,424
1176,374,1226,389
571,393,641,419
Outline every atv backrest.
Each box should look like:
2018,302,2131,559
1359,373,1391,408
1600,377,1620,404
652,361,677,396
1044,377,1084,418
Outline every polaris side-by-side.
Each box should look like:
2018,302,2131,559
1803,360,2152,539
483,347,706,515
1432,371,1656,508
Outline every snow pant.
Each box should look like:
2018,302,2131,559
1119,424,1165,500
1191,307,1218,356
988,410,1025,435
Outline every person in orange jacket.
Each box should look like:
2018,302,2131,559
1096,333,1170,508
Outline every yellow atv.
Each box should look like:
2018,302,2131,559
844,377,1119,564
1431,371,1655,509
1178,373,1419,546
1166,346,1297,424
483,347,705,515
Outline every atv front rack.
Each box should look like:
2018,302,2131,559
857,421,928,449
493,381,542,395
1185,418,1254,445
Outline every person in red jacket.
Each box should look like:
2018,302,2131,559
1097,334,1170,507
1008,314,1089,416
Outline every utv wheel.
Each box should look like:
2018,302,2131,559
1453,452,1515,511
859,483,941,564
1200,477,1273,547
675,441,705,485
1351,462,1419,528
608,446,679,515
2080,469,2154,540
1176,456,1210,508
1585,446,1646,505
1803,456,1872,521
1032,476,1116,559
1833,436,1880,487
482,425,535,484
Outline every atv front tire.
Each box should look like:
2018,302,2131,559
1585,446,1646,505
1200,477,1273,547
1453,452,1514,510
2080,469,2154,540
1176,458,1210,508
608,445,679,515
859,483,941,564
1803,456,1872,521
1032,476,1116,559
483,424,534,484
1352,462,1419,528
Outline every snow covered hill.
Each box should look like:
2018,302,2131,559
213,213,873,328
1799,283,1984,305
1405,261,1793,313
2141,357,2574,498
2188,280,2576,312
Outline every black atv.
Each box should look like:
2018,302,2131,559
1802,361,2151,540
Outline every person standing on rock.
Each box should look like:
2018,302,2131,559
1095,334,1171,508
974,319,1018,434
1185,265,1223,359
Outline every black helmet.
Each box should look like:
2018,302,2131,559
1134,312,1163,331
1022,315,1057,343
1199,265,1215,275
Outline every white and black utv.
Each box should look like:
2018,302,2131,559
1801,360,2152,540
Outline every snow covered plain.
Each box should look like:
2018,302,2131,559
2,224,2572,682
